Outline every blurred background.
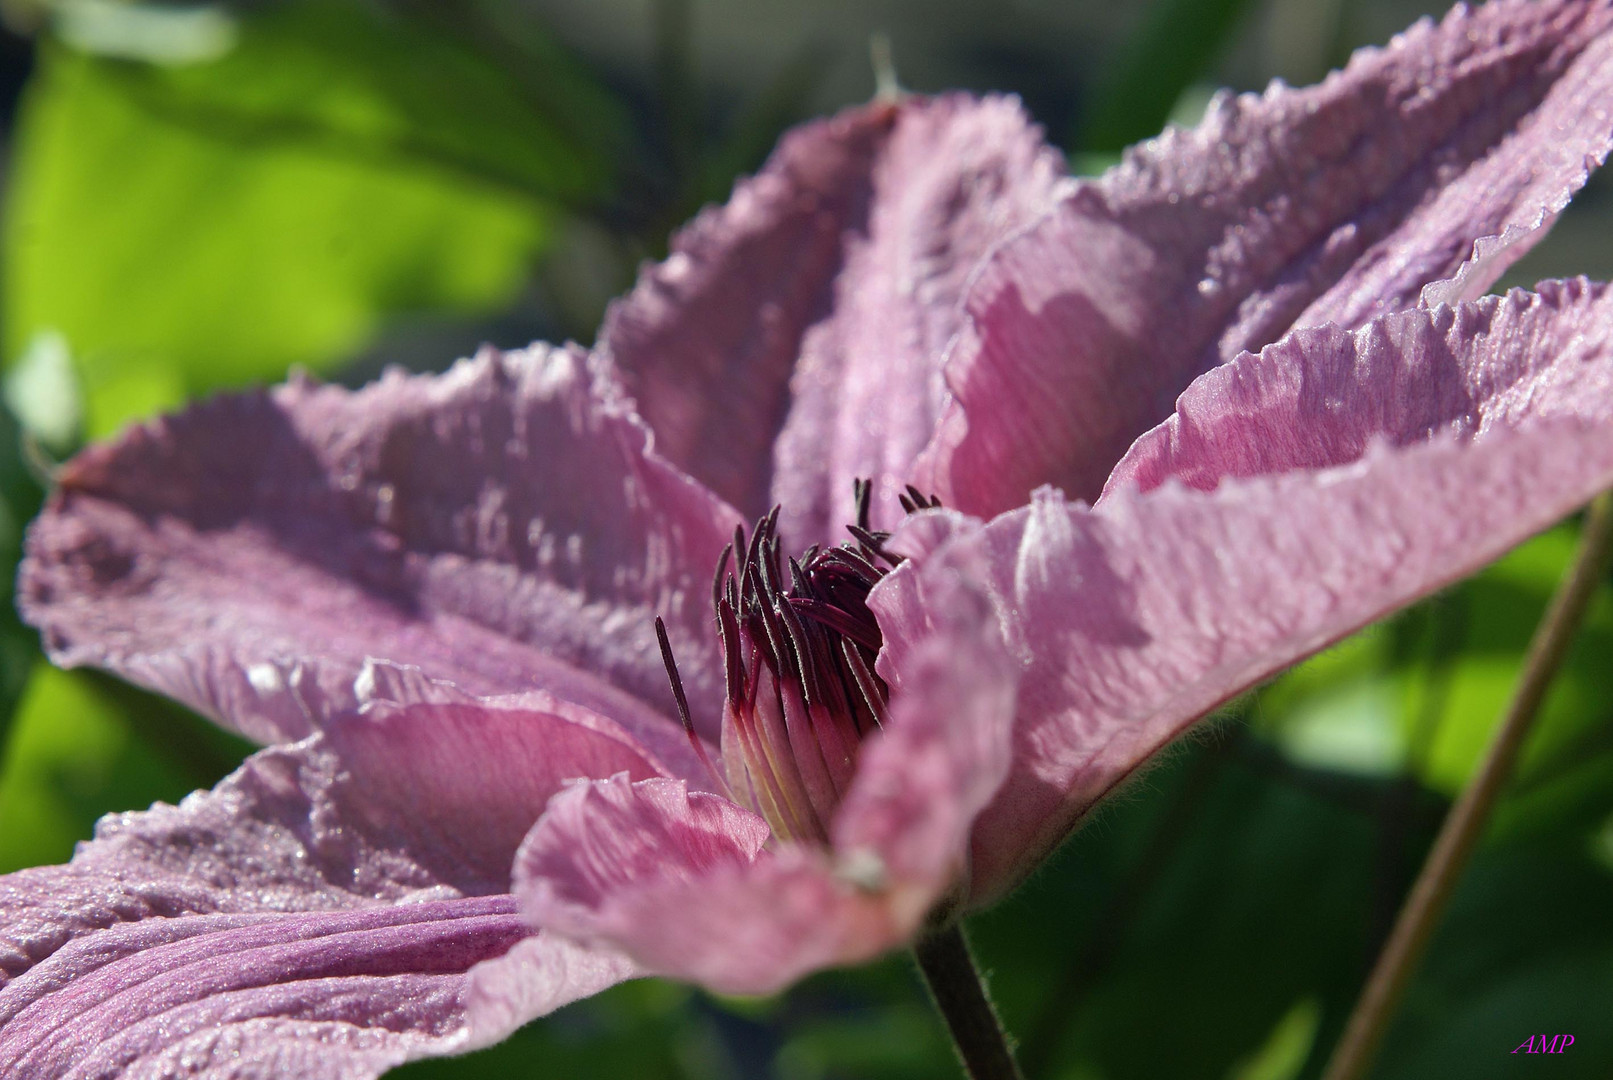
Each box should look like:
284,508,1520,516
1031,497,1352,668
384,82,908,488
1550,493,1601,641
1,1,1611,1077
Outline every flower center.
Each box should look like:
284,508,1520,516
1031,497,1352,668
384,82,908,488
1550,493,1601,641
656,480,941,842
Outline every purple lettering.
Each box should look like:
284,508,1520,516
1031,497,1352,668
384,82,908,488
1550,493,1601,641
1550,1034,1575,1053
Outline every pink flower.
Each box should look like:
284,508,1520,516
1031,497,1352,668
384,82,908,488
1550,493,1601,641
8,0,1613,1074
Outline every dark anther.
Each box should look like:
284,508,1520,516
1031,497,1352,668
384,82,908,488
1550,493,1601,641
834,534,891,577
788,596,883,650
716,597,744,701
651,477,939,840
654,616,696,738
840,637,888,730
904,483,942,511
710,543,732,620
846,524,900,566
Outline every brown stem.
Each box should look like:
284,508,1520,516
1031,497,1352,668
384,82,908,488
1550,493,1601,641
913,923,1024,1080
1321,492,1613,1080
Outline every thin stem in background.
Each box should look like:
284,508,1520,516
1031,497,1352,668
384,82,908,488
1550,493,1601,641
1321,492,1613,1080
913,923,1024,1080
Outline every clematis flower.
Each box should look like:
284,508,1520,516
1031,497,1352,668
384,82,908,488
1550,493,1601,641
7,0,1613,1074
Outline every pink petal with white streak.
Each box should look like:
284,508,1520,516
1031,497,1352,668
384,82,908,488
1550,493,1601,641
917,0,1613,518
20,344,740,744
596,94,1063,545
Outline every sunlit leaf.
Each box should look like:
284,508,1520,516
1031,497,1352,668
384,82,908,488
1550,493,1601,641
2,329,81,453
0,662,252,873
0,399,44,758
1,0,623,435
1228,998,1321,1080
1252,521,1613,843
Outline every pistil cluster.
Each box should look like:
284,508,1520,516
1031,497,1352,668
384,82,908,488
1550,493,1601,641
657,481,941,842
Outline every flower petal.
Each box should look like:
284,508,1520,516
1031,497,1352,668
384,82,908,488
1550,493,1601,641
1105,279,1613,495
850,540,1018,895
459,933,636,1052
916,0,1613,517
892,288,1613,898
0,729,637,1078
348,659,715,795
516,572,1017,993
517,776,897,996
20,344,741,743
595,93,1064,544
0,898,524,1079
322,699,685,891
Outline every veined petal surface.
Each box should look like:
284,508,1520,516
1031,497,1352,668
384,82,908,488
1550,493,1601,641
0,708,646,1079
20,344,741,743
1106,278,1613,495
892,283,1613,900
596,93,1064,545
919,0,1613,517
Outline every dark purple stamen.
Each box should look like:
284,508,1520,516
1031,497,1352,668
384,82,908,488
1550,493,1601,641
655,479,940,841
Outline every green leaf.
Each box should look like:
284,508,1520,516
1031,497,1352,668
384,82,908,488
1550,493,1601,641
2,0,621,435
1252,521,1613,843
1228,998,1322,1080
1078,0,1261,152
1376,843,1613,1078
0,662,254,873
0,398,45,761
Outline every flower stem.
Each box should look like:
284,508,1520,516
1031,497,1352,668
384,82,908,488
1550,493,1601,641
1321,492,1613,1080
913,923,1024,1080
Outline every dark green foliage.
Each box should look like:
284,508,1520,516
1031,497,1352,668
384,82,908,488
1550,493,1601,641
1080,0,1262,152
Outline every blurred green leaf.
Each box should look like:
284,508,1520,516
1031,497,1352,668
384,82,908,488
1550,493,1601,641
996,739,1397,1080
0,398,44,759
1256,625,1402,778
1253,521,1613,843
1376,843,1613,1079
1407,527,1613,786
1229,998,1322,1080
773,1000,953,1080
54,0,238,64
0,662,254,872
1078,0,1260,152
2,0,624,435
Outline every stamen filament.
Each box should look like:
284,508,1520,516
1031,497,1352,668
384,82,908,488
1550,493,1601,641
841,637,890,730
653,616,725,786
725,661,800,841
746,657,824,839
789,596,884,650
